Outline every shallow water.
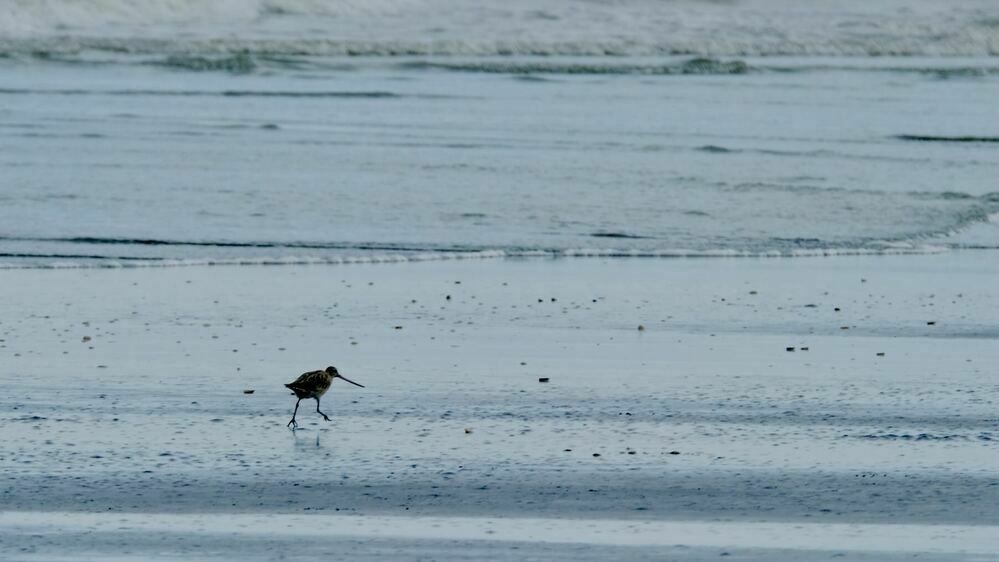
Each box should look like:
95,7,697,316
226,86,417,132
2,3,999,266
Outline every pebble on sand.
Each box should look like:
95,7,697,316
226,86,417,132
538,377,550,383
243,389,255,394
637,324,645,331
786,347,795,352
82,336,91,342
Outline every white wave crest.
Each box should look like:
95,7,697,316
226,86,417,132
0,0,421,34
2,0,998,57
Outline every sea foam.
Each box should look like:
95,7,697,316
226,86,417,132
2,0,998,57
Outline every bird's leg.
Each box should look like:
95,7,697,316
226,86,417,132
316,398,331,422
287,398,301,429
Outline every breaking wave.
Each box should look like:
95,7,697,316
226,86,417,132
0,87,413,98
0,240,956,270
2,37,998,61
896,135,999,143
2,0,999,59
153,52,257,74
399,58,750,75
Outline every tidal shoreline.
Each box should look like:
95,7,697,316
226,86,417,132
3,254,998,560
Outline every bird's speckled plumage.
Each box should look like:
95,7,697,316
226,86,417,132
285,368,335,399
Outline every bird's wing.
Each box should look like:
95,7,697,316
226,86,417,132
286,369,324,389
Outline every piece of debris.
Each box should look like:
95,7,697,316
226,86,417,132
538,377,550,383
243,389,255,394
637,324,646,331
786,347,795,352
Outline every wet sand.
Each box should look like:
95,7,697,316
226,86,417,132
2,254,998,560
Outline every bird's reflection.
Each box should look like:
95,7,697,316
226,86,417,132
291,428,324,449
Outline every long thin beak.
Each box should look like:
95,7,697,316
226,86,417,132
338,375,365,388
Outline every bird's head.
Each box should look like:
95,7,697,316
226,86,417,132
326,366,364,388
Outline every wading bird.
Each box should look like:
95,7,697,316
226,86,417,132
285,366,364,429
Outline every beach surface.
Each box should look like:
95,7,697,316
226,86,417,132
4,0,999,559
2,254,998,560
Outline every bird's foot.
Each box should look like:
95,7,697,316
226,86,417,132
321,414,331,422
287,419,298,429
